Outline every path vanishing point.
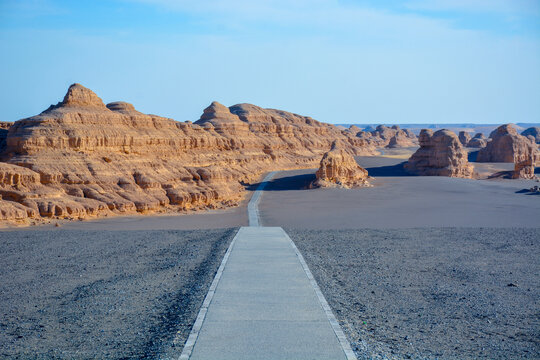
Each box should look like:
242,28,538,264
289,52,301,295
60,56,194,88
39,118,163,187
179,171,357,360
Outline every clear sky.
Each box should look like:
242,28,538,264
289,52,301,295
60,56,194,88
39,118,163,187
1,0,539,124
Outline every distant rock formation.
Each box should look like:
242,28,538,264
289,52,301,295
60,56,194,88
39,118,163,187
458,131,472,146
404,129,474,178
521,127,540,144
0,83,376,225
311,141,369,188
467,133,488,148
477,124,537,163
370,125,418,148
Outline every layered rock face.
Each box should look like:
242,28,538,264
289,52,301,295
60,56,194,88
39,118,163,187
311,141,369,188
370,125,417,148
477,124,538,163
458,131,472,146
467,133,488,148
522,127,540,144
0,84,375,225
404,129,474,178
512,145,537,179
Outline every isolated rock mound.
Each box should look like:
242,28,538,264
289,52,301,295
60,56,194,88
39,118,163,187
311,141,369,188
521,127,540,144
404,129,474,178
467,133,488,148
0,84,376,225
477,124,537,163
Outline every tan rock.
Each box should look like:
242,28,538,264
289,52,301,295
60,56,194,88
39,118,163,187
0,84,377,225
404,129,474,178
477,124,537,163
311,141,369,188
512,141,538,179
371,125,418,148
467,133,488,148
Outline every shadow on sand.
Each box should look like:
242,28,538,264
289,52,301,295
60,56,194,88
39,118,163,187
365,162,411,177
468,151,479,162
246,173,316,191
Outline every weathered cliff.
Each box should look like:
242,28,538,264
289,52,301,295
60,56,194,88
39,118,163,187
0,84,375,225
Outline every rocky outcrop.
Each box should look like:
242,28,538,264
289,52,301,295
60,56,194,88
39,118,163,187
458,131,472,146
521,127,540,144
0,84,376,225
404,129,474,178
370,125,417,148
477,124,537,163
311,141,369,188
512,142,538,179
467,133,488,148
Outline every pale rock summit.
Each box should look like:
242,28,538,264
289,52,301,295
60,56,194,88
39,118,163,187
311,140,370,188
404,129,474,178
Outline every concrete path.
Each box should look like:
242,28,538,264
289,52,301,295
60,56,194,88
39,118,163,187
179,226,356,360
247,171,277,226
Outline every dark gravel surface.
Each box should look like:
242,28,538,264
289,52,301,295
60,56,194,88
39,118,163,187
288,228,540,360
0,228,237,359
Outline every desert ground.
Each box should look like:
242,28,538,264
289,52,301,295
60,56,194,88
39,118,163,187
0,229,236,359
1,153,539,359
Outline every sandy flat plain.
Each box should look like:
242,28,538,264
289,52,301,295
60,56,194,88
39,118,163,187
257,157,540,228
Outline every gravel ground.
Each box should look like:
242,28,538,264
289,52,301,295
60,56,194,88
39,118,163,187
288,228,540,360
0,228,237,359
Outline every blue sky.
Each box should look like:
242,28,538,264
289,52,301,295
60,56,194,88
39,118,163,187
1,0,539,124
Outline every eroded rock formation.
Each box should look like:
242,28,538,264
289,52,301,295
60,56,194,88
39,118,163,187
512,142,538,179
477,124,537,163
311,141,369,188
370,125,418,148
404,129,474,178
522,127,540,144
0,83,376,225
467,133,488,148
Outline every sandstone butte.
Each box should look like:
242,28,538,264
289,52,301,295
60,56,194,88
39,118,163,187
458,131,471,146
404,129,474,178
311,140,370,189
477,124,539,163
0,83,381,225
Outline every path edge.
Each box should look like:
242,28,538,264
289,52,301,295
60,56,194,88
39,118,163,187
280,227,358,360
177,227,243,360
247,171,277,227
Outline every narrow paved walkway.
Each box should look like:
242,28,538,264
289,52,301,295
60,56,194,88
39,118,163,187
183,227,355,360
247,171,277,226
179,171,356,359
